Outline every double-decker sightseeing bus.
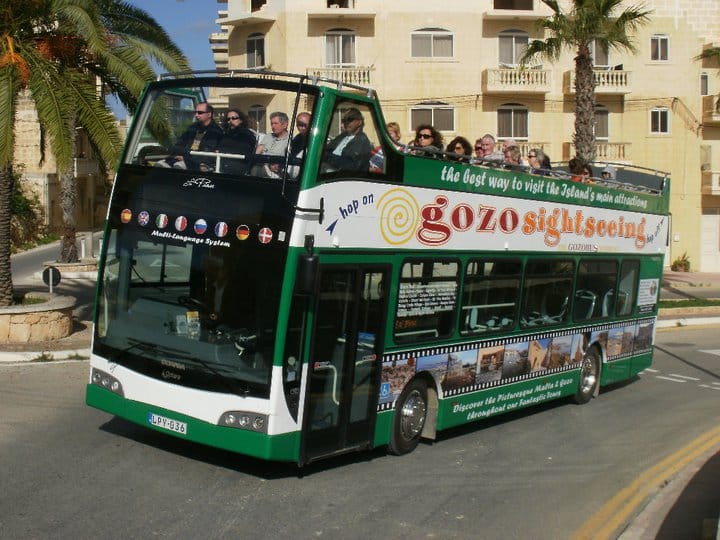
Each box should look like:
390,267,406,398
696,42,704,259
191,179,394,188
86,71,670,464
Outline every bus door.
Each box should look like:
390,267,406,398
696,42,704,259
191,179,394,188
301,265,388,463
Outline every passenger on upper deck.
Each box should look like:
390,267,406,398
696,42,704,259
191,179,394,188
322,108,373,173
217,108,257,174
157,102,223,171
409,124,443,158
528,148,552,176
446,136,472,162
290,111,311,157
386,122,403,147
569,157,593,183
476,133,504,163
255,111,290,177
601,165,617,181
503,146,522,170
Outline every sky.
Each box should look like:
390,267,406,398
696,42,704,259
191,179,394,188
111,1,220,116
131,0,220,72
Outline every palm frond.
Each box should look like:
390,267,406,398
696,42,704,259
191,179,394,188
64,71,122,166
24,50,75,169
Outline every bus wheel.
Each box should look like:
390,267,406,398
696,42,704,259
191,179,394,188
575,347,600,404
389,379,428,455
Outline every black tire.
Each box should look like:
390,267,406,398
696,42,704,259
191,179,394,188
389,379,428,455
574,347,600,404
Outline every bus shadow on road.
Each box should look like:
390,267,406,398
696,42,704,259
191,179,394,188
98,416,387,478
97,376,643,477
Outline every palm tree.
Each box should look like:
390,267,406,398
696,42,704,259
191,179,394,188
521,0,651,166
0,0,190,306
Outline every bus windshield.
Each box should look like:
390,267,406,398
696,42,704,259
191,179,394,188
94,170,296,397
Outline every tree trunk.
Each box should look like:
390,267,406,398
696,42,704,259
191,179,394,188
0,166,15,307
58,168,79,263
573,47,597,165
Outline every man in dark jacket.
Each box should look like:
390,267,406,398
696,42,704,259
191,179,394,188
160,102,223,171
322,107,373,173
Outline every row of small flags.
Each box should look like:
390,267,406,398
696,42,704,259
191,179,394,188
120,208,273,244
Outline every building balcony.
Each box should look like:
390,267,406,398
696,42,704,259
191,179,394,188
483,68,551,94
307,1,376,20
483,0,554,20
563,142,631,163
703,95,720,125
225,0,276,25
306,66,373,86
568,69,631,95
702,170,720,195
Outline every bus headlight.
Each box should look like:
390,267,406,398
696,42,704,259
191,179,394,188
218,411,268,433
91,368,124,397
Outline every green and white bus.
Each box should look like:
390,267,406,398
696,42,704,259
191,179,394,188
87,71,670,464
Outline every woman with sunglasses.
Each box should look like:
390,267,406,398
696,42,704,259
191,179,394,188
410,124,444,158
445,136,472,162
217,108,257,174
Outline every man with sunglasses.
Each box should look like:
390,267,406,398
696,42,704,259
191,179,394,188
159,102,223,171
322,107,373,173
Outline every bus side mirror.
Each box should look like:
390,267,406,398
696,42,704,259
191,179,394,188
296,253,318,295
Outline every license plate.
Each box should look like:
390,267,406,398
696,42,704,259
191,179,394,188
147,412,187,435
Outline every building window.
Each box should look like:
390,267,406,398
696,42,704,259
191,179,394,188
498,30,528,67
247,33,265,69
249,105,266,134
410,102,454,131
650,35,669,61
394,259,459,344
701,72,709,96
594,105,609,140
497,104,528,139
325,29,356,67
650,107,669,134
411,28,453,58
590,39,609,68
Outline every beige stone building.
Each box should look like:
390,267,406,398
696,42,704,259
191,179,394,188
14,90,108,233
211,0,720,271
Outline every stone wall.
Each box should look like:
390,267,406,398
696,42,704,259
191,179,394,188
0,293,75,344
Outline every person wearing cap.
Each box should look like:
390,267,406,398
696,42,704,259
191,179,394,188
601,165,617,181
322,107,373,173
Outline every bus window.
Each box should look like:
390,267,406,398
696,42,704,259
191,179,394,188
394,259,459,344
319,102,385,178
521,259,574,328
574,260,618,321
616,260,640,316
461,259,521,335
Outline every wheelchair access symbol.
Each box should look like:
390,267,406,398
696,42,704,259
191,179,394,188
380,382,391,399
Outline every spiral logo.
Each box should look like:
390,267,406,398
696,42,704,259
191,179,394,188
377,188,419,245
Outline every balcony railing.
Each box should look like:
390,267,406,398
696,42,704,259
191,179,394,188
306,66,373,85
492,141,552,159
702,170,720,195
568,69,631,94
565,142,631,162
483,68,551,93
703,95,720,125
